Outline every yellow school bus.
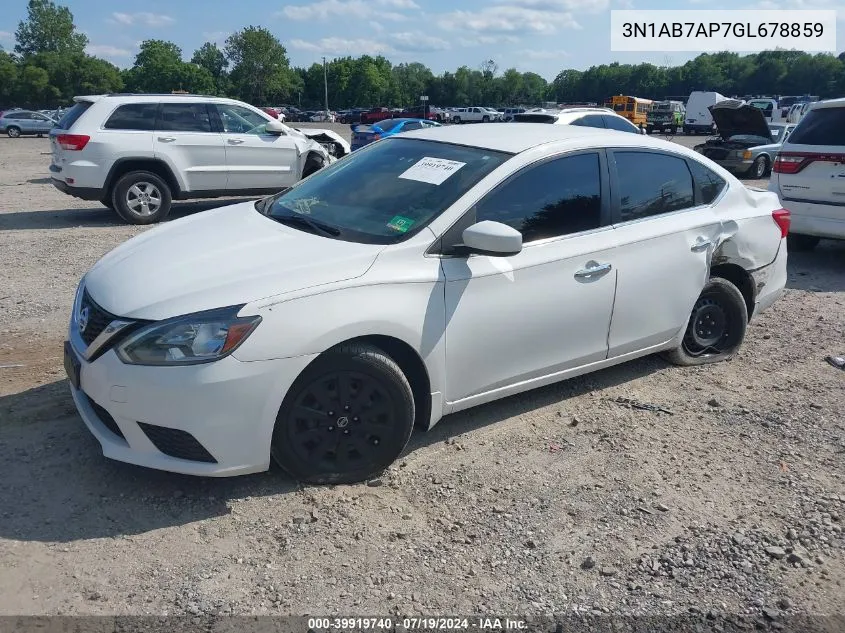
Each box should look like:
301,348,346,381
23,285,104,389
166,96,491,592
603,95,653,126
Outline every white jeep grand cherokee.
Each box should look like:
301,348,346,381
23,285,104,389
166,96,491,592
49,94,349,224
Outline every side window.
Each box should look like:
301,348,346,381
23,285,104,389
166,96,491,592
157,103,212,133
402,121,423,131
614,151,695,222
604,115,638,134
104,103,158,131
214,104,269,134
13,112,32,120
687,159,727,205
473,153,603,243
571,114,606,129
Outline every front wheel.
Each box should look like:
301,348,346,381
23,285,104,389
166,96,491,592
302,153,325,178
482,115,490,123
111,171,172,225
662,277,748,366
452,116,461,124
747,156,768,179
7,126,21,138
271,343,415,484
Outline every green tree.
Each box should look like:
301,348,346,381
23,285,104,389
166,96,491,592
225,26,294,104
16,64,56,106
15,0,87,57
124,40,214,94
28,52,122,104
0,51,19,104
191,42,228,93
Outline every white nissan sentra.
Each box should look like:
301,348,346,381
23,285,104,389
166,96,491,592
64,124,789,483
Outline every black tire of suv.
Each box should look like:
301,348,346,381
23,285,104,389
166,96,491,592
7,126,21,138
111,171,173,225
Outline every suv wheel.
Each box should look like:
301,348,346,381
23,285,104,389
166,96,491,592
302,154,326,178
7,126,21,138
111,171,172,225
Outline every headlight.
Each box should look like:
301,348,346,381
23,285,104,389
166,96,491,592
116,305,261,366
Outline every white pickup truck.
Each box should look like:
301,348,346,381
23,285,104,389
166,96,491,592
450,107,501,123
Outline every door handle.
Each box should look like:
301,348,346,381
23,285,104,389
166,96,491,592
157,136,176,142
574,261,612,279
228,138,245,145
690,237,712,253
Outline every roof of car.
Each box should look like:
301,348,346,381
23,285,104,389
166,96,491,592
74,94,247,104
401,122,667,154
813,98,845,109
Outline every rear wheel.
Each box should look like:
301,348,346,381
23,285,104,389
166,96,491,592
452,116,461,124
663,277,748,366
271,343,415,484
482,115,490,122
787,234,820,251
7,126,21,138
111,171,172,225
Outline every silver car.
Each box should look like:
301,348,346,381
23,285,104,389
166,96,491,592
0,109,58,138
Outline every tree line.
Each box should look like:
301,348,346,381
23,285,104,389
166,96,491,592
2,0,844,112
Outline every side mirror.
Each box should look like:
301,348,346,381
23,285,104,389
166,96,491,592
461,221,522,257
265,119,286,135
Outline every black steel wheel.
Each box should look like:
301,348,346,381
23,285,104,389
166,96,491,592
272,343,414,484
663,277,748,366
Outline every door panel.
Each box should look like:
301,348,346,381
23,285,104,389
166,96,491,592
442,235,617,402
154,103,225,192
606,149,720,357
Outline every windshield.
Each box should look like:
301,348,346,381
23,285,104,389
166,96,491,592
728,134,771,144
374,119,403,131
768,125,786,140
262,138,511,244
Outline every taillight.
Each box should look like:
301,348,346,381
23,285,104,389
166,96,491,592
56,134,90,151
773,151,845,174
373,134,381,140
772,208,790,238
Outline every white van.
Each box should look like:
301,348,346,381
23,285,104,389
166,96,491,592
747,98,781,122
683,91,730,134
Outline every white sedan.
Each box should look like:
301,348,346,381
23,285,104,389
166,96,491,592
64,124,789,483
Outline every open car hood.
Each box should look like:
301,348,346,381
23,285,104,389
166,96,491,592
709,100,772,141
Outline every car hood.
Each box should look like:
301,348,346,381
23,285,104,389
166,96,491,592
710,100,773,141
83,201,383,321
294,127,352,155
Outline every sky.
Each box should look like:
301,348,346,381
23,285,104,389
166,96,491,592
0,0,842,80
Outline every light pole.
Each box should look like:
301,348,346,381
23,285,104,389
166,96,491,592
322,56,329,116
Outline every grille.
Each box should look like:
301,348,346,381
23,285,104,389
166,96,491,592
78,290,116,346
86,394,126,440
137,423,217,463
703,148,730,160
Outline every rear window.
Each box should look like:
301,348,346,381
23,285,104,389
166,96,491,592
787,107,845,146
56,102,92,130
104,103,158,131
513,113,557,124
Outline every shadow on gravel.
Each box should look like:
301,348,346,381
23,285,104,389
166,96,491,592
0,199,254,230
26,177,52,185
0,354,666,543
787,240,845,293
0,380,297,543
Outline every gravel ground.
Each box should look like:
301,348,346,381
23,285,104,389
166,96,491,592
0,126,843,624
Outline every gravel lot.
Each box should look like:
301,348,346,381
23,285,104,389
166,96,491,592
1,125,844,623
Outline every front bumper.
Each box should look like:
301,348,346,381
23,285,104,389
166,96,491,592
66,339,317,477
704,157,754,173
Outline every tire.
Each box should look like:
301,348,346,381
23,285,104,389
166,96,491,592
7,126,21,138
452,116,461,124
99,197,114,210
271,343,415,484
787,234,820,251
302,153,325,178
747,156,767,179
646,127,653,134
662,277,748,367
482,115,490,123
110,171,172,225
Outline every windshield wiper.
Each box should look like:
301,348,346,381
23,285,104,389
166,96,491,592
272,213,341,237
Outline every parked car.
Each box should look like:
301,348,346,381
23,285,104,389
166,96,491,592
310,111,336,123
49,94,339,224
501,107,526,122
646,101,685,134
512,107,644,134
693,100,795,178
768,98,845,251
350,118,441,150
359,107,393,125
786,102,813,124
684,91,730,135
64,124,788,483
450,107,499,123
0,109,57,137
746,98,782,122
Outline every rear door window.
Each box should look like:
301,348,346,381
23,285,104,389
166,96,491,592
570,115,606,129
104,103,158,131
603,116,638,133
787,107,845,145
613,151,695,222
156,103,213,133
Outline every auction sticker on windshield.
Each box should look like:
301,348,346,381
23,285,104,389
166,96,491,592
387,215,415,233
399,157,466,185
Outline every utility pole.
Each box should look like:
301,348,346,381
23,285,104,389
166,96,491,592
323,56,329,116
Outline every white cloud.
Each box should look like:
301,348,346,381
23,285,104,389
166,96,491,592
110,12,175,27
752,0,844,20
458,34,521,46
0,30,12,41
279,0,417,21
438,6,581,34
289,37,395,55
500,0,607,11
202,31,230,45
86,44,133,58
390,31,451,52
515,48,570,60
